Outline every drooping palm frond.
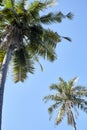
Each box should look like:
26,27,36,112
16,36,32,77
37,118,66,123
12,46,34,83
38,44,57,61
55,104,65,125
26,25,60,61
42,29,61,47
73,98,87,113
48,102,61,120
32,55,43,71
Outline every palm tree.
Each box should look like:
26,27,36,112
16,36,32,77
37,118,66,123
0,0,73,129
43,77,87,130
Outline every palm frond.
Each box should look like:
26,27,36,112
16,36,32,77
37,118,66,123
27,26,60,62
3,0,14,8
28,0,57,12
66,12,73,20
45,0,57,7
58,77,67,88
42,29,61,47
74,98,87,113
28,1,45,20
40,11,73,24
28,0,58,21
1,8,18,23
72,86,87,96
67,77,78,89
59,77,65,82
62,36,72,42
49,84,59,91
15,0,27,10
12,47,34,83
55,104,65,125
32,55,43,71
48,102,61,120
43,95,56,103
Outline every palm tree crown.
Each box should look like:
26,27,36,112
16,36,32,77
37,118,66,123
43,77,87,130
0,0,73,82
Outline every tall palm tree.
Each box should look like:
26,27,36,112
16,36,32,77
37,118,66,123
43,77,87,130
0,0,73,129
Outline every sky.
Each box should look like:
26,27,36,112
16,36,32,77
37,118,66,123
1,0,87,130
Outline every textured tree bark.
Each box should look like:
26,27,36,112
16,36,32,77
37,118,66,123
0,47,12,130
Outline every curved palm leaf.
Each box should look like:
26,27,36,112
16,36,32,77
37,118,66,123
55,104,65,125
12,46,34,83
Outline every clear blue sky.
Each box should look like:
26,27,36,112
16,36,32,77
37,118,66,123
2,0,87,130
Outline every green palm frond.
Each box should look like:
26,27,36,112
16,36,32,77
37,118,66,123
59,77,65,83
55,104,65,125
48,103,59,114
48,102,61,120
42,29,61,47
3,0,14,8
12,47,34,83
28,0,56,13
74,98,87,113
40,11,73,24
27,1,73,25
43,93,63,103
0,8,18,24
43,95,56,103
49,84,59,91
26,26,60,62
16,0,27,9
58,77,67,89
32,55,43,71
28,1,45,20
40,44,57,62
72,86,87,96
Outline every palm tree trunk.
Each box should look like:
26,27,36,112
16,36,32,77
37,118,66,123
0,47,12,130
73,126,76,130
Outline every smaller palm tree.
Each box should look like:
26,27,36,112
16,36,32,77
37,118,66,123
43,77,87,130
